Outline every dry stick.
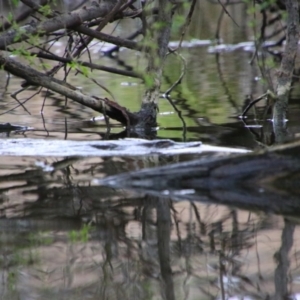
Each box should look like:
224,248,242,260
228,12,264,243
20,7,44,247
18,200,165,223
0,2,115,50
164,51,187,96
76,31,92,69
41,88,48,113
102,29,142,55
265,26,286,41
177,0,197,49
64,117,68,140
217,0,239,27
76,69,117,102
72,0,125,58
41,112,49,137
75,26,142,52
30,51,142,78
7,28,135,74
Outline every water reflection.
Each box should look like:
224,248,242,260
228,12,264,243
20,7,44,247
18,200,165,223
1,2,300,299
0,155,300,299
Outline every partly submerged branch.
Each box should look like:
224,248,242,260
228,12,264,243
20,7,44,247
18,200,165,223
0,52,137,126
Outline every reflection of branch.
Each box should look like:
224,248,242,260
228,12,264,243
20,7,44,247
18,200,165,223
3,88,43,116
177,0,197,49
157,198,175,300
216,3,225,42
41,108,49,137
164,51,187,96
274,219,295,300
215,53,240,114
164,95,187,142
219,251,226,300
217,0,239,33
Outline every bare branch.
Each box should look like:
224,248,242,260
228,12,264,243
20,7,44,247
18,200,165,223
0,2,119,50
31,51,143,78
0,52,136,125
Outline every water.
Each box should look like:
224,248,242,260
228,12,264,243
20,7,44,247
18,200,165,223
1,3,300,299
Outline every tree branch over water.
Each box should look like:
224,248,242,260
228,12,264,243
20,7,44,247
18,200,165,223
0,2,120,50
0,52,137,125
0,0,179,128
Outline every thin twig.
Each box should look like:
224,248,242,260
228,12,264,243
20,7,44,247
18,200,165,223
241,92,268,117
0,87,43,116
41,88,48,113
64,117,68,140
216,4,225,42
215,53,240,113
164,95,187,142
10,87,32,115
178,0,197,49
217,0,239,27
41,111,49,137
164,50,187,96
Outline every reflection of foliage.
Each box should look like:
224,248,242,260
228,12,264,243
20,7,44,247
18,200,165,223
68,224,91,243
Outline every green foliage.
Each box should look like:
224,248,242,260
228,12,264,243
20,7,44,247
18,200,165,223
152,21,166,31
143,73,155,88
11,0,19,7
68,61,91,77
281,11,288,21
7,12,14,23
7,271,17,291
172,14,186,33
38,4,53,16
11,48,36,64
68,224,91,243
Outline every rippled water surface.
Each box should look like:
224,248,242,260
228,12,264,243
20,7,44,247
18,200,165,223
1,2,300,299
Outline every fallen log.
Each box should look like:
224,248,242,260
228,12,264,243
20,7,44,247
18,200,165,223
0,138,248,157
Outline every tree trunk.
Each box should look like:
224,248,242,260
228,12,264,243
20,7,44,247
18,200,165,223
138,0,173,128
273,0,299,142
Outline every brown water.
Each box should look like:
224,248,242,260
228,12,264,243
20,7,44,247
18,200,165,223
1,2,300,299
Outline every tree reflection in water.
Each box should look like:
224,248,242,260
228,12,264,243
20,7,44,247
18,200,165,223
0,155,299,300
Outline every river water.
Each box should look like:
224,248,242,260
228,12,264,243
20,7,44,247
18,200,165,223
1,2,300,299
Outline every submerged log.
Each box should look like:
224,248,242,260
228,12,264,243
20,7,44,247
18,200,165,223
0,138,248,157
